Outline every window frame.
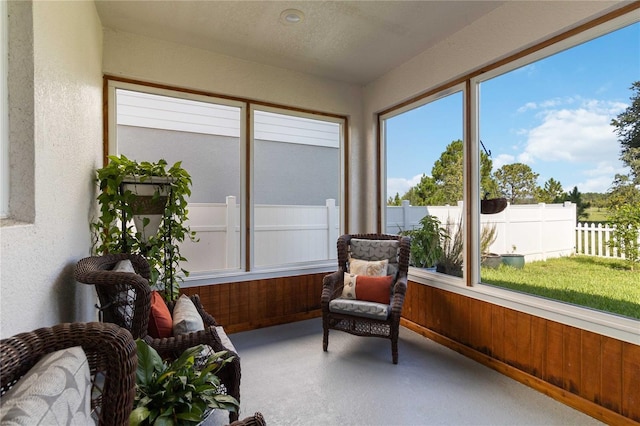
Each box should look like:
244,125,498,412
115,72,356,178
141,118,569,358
105,78,346,284
1,0,8,218
379,10,640,345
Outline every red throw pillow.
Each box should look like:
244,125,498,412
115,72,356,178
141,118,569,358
355,275,393,304
148,291,173,338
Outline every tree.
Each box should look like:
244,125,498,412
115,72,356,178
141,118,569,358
608,202,640,271
535,178,564,203
607,173,640,210
494,163,539,204
610,81,640,182
401,140,497,206
387,193,402,206
565,186,590,221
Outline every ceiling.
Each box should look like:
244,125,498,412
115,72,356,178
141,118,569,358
94,1,505,85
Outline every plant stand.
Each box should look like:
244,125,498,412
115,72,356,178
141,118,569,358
120,177,175,299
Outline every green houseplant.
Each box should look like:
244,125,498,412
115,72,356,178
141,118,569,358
91,155,197,300
130,340,239,426
401,215,447,269
436,217,463,277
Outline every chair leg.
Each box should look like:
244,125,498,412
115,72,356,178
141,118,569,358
392,336,398,364
323,324,329,352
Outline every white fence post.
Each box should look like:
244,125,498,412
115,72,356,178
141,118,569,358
402,200,410,232
326,198,337,258
225,196,237,268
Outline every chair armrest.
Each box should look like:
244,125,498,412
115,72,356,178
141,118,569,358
390,274,407,318
321,270,344,304
190,294,220,327
145,326,235,359
0,322,136,426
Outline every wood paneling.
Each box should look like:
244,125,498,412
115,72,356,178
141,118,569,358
404,280,640,424
183,273,325,333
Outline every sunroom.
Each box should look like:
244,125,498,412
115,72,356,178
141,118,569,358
1,1,638,424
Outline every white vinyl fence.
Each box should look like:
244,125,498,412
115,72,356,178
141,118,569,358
575,222,639,260
179,199,634,275
179,197,339,273
386,200,577,262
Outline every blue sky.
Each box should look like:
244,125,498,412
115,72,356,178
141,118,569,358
386,21,639,199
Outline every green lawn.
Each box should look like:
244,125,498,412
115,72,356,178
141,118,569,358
583,207,611,223
480,255,640,319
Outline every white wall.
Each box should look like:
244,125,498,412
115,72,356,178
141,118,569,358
0,1,103,338
362,1,625,230
102,29,366,231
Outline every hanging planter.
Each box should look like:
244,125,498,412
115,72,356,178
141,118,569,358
122,176,175,243
92,155,197,300
481,197,507,214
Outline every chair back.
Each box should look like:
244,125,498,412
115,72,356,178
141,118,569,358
75,253,152,339
337,233,410,279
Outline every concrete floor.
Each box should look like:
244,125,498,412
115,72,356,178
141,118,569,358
214,318,603,426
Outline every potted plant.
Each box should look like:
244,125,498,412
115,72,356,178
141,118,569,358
480,223,502,269
401,215,447,269
130,340,239,426
91,155,197,300
501,245,525,269
435,217,463,277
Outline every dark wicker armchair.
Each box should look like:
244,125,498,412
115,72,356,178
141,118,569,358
74,253,241,422
321,233,410,364
0,322,136,426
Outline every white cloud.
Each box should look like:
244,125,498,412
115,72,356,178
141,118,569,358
492,153,515,170
386,174,423,198
521,99,626,164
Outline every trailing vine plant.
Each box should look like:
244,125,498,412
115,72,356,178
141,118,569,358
91,155,197,300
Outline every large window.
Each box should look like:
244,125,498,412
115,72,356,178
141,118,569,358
474,19,640,320
383,87,465,279
252,108,341,269
108,81,344,281
381,12,639,328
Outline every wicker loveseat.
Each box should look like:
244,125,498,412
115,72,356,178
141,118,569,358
321,233,410,364
74,253,241,422
0,322,137,425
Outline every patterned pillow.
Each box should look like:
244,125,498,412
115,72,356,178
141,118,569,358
348,258,388,276
342,273,393,304
350,239,399,263
111,259,136,328
173,294,204,335
0,346,95,425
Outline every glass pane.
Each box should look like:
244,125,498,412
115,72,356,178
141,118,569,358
253,110,341,268
116,89,242,273
478,22,640,319
385,91,464,277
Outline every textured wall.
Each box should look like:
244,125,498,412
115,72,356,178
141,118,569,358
0,1,103,337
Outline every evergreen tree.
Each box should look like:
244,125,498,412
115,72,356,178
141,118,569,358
610,81,640,183
535,178,564,203
565,186,590,222
494,163,539,204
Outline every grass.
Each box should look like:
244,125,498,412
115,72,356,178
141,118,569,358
583,207,611,223
481,255,640,320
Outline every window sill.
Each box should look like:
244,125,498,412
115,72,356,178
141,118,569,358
409,268,640,346
181,261,336,287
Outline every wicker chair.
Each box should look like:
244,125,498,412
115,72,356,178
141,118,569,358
74,253,241,422
321,233,410,364
0,322,136,426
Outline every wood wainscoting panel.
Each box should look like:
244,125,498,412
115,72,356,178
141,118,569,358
181,272,325,333
403,280,640,424
622,342,640,420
